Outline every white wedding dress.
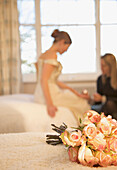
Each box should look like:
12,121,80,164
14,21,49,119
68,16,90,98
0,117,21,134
34,59,90,124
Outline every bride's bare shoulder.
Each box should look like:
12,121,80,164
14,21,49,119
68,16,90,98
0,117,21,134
39,50,57,60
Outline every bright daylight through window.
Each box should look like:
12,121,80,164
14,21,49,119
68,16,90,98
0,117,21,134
17,0,117,82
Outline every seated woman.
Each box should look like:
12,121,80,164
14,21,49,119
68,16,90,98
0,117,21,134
91,53,117,119
34,29,90,124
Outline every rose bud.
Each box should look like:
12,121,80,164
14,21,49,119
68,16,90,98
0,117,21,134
60,129,82,147
68,146,79,162
97,117,112,135
95,151,112,167
83,123,97,139
78,143,99,167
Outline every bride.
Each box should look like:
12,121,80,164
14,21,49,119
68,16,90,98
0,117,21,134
34,29,90,124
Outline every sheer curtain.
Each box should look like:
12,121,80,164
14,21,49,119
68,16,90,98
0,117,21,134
0,0,21,95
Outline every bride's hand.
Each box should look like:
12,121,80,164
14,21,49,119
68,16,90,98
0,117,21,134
78,89,90,100
47,105,58,118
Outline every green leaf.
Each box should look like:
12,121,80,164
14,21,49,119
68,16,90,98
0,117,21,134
60,132,66,145
79,118,82,124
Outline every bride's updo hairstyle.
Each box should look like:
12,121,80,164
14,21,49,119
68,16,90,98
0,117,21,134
51,29,72,44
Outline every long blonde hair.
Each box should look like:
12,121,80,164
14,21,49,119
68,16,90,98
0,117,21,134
101,53,117,90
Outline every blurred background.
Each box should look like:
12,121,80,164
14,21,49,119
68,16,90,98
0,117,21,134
1,0,117,95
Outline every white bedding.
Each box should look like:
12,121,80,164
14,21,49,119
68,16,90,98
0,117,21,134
0,132,116,170
0,94,77,133
0,95,116,169
0,94,34,102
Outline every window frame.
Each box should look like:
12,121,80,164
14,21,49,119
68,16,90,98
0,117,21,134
21,0,102,82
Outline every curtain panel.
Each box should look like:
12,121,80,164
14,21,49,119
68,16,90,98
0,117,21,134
0,0,21,95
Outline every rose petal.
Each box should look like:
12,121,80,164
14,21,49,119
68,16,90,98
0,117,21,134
78,143,99,167
83,123,97,139
78,143,87,166
68,147,79,162
84,147,99,166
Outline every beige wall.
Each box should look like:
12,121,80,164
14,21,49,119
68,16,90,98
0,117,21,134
21,80,96,96
21,82,36,94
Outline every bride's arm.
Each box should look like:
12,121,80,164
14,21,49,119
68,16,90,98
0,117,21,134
57,81,81,97
57,81,90,100
41,63,58,117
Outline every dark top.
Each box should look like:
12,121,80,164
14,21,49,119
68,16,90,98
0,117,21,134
97,75,117,103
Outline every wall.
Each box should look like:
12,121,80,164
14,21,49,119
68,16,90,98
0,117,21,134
21,80,96,97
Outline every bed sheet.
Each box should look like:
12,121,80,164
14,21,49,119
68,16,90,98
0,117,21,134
0,132,116,170
0,94,77,133
0,94,34,102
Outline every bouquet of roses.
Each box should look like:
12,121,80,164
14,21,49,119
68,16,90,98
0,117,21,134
46,110,117,167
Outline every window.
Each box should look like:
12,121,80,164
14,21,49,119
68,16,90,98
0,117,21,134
41,0,96,75
17,0,37,82
17,0,117,82
100,0,117,58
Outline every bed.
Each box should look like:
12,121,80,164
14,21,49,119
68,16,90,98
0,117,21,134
0,94,77,133
0,132,116,170
0,94,116,169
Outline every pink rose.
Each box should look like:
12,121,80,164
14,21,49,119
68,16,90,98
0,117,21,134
60,128,82,147
111,153,117,165
108,137,117,152
100,112,105,119
97,117,112,135
83,123,97,139
68,146,79,162
111,128,117,138
95,151,112,167
83,110,101,125
106,115,117,129
80,135,87,145
111,119,117,128
88,131,106,151
78,143,99,167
